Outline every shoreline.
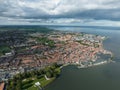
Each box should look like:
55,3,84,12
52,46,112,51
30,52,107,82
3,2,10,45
59,58,115,69
77,59,114,69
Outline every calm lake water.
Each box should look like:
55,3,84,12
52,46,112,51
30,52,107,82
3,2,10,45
45,26,120,90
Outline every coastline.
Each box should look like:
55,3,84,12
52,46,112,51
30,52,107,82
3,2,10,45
44,34,115,90
77,59,114,69
60,36,114,69
59,58,114,69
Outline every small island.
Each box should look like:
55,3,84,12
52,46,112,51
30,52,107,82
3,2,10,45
0,27,113,90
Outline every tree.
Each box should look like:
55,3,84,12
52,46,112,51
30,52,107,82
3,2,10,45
46,71,52,78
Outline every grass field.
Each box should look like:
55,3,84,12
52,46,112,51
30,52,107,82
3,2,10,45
22,76,55,90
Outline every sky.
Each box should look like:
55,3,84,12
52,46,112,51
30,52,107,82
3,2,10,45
0,0,120,26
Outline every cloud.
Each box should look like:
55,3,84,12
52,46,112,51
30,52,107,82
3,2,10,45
0,0,120,25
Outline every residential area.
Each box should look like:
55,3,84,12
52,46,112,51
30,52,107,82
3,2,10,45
0,28,112,90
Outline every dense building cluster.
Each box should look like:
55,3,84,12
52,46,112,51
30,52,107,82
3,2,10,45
0,29,112,89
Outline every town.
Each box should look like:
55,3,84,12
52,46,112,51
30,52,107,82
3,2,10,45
0,27,112,90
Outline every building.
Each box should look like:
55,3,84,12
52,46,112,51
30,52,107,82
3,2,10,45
0,82,5,90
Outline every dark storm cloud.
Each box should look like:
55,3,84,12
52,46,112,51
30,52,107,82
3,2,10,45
0,0,120,25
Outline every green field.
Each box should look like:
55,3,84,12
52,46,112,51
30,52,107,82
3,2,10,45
0,46,11,56
22,76,55,90
6,63,61,90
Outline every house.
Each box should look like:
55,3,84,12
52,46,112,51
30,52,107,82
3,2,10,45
5,52,12,56
0,82,5,90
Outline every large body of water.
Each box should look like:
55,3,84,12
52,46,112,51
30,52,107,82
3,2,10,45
44,26,120,90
